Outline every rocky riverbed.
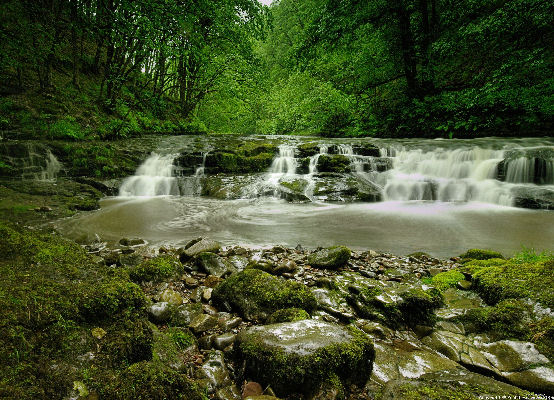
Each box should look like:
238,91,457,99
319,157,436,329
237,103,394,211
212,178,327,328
3,221,551,400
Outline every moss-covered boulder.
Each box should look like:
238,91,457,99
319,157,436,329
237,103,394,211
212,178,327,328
129,255,183,283
195,252,236,277
459,248,504,262
379,369,531,400
431,270,466,291
102,361,206,400
212,269,317,321
266,308,310,324
317,154,351,173
308,246,351,269
234,320,374,398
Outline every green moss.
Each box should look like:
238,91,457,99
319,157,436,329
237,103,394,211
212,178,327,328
129,255,183,283
279,179,309,193
466,256,554,307
168,327,196,350
267,308,311,324
431,270,466,291
101,361,207,400
212,269,317,321
99,319,153,367
307,246,351,269
0,223,153,398
459,248,504,262
462,299,532,339
236,324,373,398
79,280,147,321
317,154,351,173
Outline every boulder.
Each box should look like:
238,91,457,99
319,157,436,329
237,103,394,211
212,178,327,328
195,351,232,394
195,252,236,277
379,369,531,400
212,269,317,321
234,320,374,397
308,246,351,269
189,314,218,334
182,238,222,259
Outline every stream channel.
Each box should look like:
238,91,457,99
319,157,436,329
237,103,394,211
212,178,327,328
55,135,554,258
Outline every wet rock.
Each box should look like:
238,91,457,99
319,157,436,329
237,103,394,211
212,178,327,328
212,269,317,321
202,288,213,302
195,350,232,394
370,339,461,386
171,303,203,327
119,237,145,246
242,381,263,398
480,340,549,372
266,307,310,324
148,302,173,323
503,367,554,395
214,333,236,350
160,288,183,306
181,238,222,260
216,384,242,400
308,246,351,269
379,369,531,400
196,252,236,277
205,275,223,288
199,334,216,350
457,280,472,290
118,252,143,267
219,316,242,332
189,314,218,334
274,260,298,274
185,277,199,287
234,320,374,397
227,255,249,271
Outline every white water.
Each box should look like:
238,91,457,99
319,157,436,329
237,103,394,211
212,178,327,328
39,150,62,181
266,145,297,189
380,147,513,205
119,153,179,197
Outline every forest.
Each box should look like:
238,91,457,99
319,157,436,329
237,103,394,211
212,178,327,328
0,0,552,139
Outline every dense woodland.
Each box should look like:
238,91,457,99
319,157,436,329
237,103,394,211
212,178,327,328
0,0,553,139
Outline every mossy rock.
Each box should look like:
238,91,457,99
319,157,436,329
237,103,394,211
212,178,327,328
129,255,183,283
234,320,374,398
101,361,206,400
317,154,351,173
431,270,466,291
0,223,151,398
465,256,554,307
379,369,531,400
308,246,351,269
212,269,317,321
266,308,311,324
279,179,309,194
459,248,504,262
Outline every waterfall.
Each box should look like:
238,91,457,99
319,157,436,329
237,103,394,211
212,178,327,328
39,150,61,181
304,145,329,200
180,152,208,196
119,153,179,197
380,147,512,205
266,145,298,189
504,157,554,184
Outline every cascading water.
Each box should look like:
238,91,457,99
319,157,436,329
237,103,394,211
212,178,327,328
304,145,329,199
380,147,512,205
180,152,208,196
266,145,297,189
119,153,179,197
39,150,62,181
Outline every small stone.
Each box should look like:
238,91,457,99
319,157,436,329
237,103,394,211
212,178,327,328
214,333,236,350
182,238,222,259
198,334,216,350
195,351,232,394
429,267,442,277
91,327,107,340
148,302,172,323
219,316,242,332
274,260,298,274
205,275,223,288
242,381,263,398
36,206,53,212
119,237,145,246
189,314,218,333
202,288,213,302
160,288,183,306
185,277,199,287
215,385,241,400
457,280,472,290
203,304,219,315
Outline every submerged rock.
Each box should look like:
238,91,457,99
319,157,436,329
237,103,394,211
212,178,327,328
234,320,374,397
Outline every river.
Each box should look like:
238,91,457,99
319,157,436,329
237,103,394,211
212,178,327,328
55,135,554,258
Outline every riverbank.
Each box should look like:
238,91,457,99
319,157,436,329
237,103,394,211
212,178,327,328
1,222,553,399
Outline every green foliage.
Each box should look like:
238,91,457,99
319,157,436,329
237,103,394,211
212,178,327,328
48,116,85,140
